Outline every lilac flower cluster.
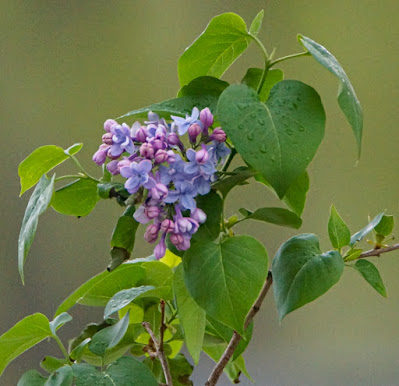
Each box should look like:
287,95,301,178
93,107,230,259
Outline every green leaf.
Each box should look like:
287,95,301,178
64,143,83,156
249,10,264,36
54,263,145,316
49,312,72,336
177,76,229,98
89,311,130,357
241,207,302,229
192,190,223,241
206,316,253,361
40,357,67,374
110,206,139,253
72,364,103,385
69,338,91,362
106,357,158,385
374,215,394,237
18,144,82,195
183,236,268,334
104,285,169,318
282,171,309,216
51,179,99,217
178,13,252,86
73,357,158,385
213,167,255,198
350,212,385,246
217,81,325,198
17,369,48,386
0,313,52,376
328,205,351,249
45,365,73,386
18,174,55,283
344,248,362,262
354,260,387,298
173,266,205,365
272,234,344,320
137,261,174,300
298,35,363,156
242,68,284,101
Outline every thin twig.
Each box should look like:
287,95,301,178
142,300,173,386
205,271,273,386
358,242,399,258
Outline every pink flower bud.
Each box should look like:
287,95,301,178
200,108,213,134
144,224,160,244
151,138,165,151
170,232,184,246
191,208,207,224
161,219,175,233
104,119,117,133
154,233,167,260
210,127,227,142
102,132,113,145
154,149,168,164
106,160,120,175
188,123,202,143
140,142,154,159
151,183,168,201
166,150,176,163
117,159,132,170
145,205,160,219
167,132,182,148
195,144,209,164
92,144,109,165
134,127,147,143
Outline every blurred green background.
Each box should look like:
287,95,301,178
1,0,399,385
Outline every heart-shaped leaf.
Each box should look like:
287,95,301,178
298,35,363,156
52,179,99,217
178,13,252,87
183,236,268,334
272,234,344,320
218,81,325,198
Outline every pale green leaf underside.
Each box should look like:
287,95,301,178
298,35,363,156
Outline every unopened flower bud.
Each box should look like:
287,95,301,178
161,219,175,233
140,142,154,159
92,144,109,165
191,208,207,224
154,233,167,260
170,232,184,246
107,148,119,160
151,138,165,151
151,183,168,201
166,150,176,163
210,127,227,142
145,205,160,219
200,108,213,134
195,144,209,164
102,132,113,145
104,119,117,133
134,127,147,143
154,149,168,164
144,224,160,244
188,123,202,143
117,159,132,170
106,160,120,175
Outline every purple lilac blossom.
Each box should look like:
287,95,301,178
93,107,228,259
171,107,200,136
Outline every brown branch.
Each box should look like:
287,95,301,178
358,242,399,259
142,300,173,386
205,271,273,386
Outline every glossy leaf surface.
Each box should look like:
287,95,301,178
354,259,387,297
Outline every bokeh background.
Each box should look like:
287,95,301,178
1,1,399,385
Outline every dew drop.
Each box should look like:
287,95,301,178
258,119,265,125
299,126,305,132
250,112,256,118
286,129,293,136
247,132,255,140
260,144,267,153
238,124,244,129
